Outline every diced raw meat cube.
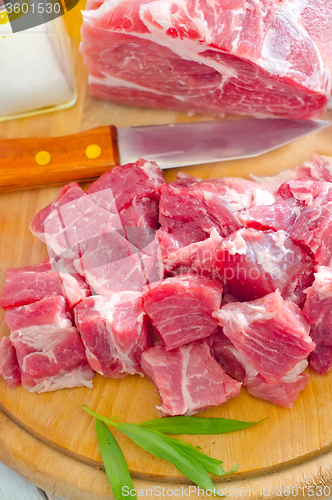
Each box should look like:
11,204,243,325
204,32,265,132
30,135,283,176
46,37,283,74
243,361,310,408
303,266,332,375
80,0,332,118
251,154,332,192
87,159,166,213
141,339,242,416
74,293,152,377
164,228,223,278
11,327,94,393
4,295,73,333
143,274,222,350
43,190,122,261
210,330,309,408
29,183,86,243
5,296,94,393
158,181,241,253
0,260,63,309
159,177,274,254
164,177,275,258
213,291,315,384
0,336,21,388
237,198,302,233
215,228,314,306
289,203,332,267
73,230,156,294
119,198,159,231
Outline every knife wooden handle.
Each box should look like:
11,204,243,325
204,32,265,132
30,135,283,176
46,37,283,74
0,126,120,193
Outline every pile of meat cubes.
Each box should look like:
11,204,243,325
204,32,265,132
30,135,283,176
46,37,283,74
1,153,332,415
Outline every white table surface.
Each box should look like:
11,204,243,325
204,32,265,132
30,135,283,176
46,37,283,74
0,462,62,500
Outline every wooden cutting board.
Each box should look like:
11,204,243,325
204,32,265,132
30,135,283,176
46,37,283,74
1,5,332,499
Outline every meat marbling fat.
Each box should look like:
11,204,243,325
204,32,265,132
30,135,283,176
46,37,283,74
80,0,332,118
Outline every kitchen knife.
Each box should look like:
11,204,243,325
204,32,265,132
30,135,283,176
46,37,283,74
0,118,330,192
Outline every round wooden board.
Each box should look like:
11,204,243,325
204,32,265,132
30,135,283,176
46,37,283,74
1,6,332,497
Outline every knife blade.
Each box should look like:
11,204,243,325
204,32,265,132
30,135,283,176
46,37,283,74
0,118,330,192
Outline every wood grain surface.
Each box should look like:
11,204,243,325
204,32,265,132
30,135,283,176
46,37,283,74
1,3,332,499
0,125,119,192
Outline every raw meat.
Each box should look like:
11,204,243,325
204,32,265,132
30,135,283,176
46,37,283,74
289,203,332,267
74,229,162,295
4,295,73,333
0,336,21,388
0,260,63,309
29,183,86,243
237,198,302,233
119,198,160,231
303,266,332,375
251,154,332,192
210,330,309,408
158,176,273,256
74,292,151,377
215,228,314,306
42,189,121,261
5,296,94,392
80,0,332,118
55,258,92,308
30,161,165,296
213,291,315,384
164,228,223,278
141,339,241,416
87,158,166,214
143,274,222,350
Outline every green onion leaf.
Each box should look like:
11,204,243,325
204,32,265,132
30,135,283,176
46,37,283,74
165,437,225,476
95,419,136,500
83,405,221,495
113,423,221,495
140,416,264,435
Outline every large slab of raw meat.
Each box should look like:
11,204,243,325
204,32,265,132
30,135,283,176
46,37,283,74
80,0,332,118
141,339,241,415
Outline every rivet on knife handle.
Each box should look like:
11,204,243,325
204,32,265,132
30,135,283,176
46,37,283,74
0,126,119,193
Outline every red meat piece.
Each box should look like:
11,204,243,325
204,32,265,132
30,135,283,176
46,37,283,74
0,260,63,309
163,228,223,278
87,158,166,213
158,177,273,254
5,297,93,392
251,154,332,193
29,183,86,243
303,266,332,375
210,330,309,408
0,337,21,388
141,339,241,416
213,291,315,384
215,228,314,306
143,274,222,350
74,292,152,377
